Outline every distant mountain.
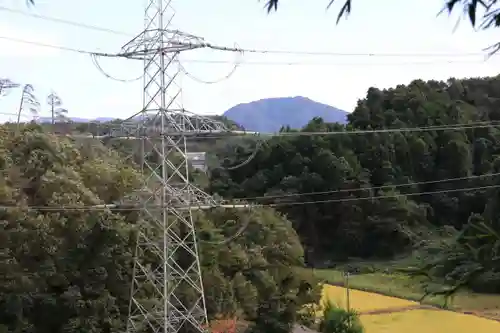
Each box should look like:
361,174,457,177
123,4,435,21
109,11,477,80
94,117,116,122
35,115,240,129
222,96,348,133
38,117,115,123
34,96,347,133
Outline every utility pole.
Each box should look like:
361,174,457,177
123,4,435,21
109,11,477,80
344,272,351,312
110,1,233,333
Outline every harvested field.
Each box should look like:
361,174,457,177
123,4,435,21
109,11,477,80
312,268,500,319
321,284,417,312
360,309,500,332
321,283,500,332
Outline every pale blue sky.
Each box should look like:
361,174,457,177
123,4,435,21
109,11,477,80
1,0,500,122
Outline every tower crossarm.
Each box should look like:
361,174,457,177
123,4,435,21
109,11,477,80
120,29,207,58
119,29,243,60
70,109,232,140
123,183,223,208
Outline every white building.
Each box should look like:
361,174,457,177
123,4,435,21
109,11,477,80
186,152,207,172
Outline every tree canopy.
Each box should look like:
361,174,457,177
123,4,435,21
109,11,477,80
4,74,500,331
0,123,319,333
6,0,500,329
210,75,500,294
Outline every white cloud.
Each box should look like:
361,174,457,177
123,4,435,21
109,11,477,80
0,24,60,58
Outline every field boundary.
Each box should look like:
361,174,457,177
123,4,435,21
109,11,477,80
359,304,434,315
330,285,500,322
323,280,438,307
358,304,500,323
313,268,500,322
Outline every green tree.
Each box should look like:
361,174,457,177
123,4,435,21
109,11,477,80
0,123,319,333
210,75,500,269
0,125,138,333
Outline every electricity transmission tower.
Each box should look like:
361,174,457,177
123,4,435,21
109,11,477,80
109,1,232,333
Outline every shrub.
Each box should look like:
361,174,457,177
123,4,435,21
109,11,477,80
319,301,364,333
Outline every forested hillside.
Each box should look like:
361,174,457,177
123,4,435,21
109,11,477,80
210,76,500,293
0,124,318,333
3,75,500,332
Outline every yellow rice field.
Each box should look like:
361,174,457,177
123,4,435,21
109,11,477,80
321,284,417,312
321,284,500,332
361,309,500,332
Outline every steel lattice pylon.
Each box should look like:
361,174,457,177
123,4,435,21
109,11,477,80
116,1,229,333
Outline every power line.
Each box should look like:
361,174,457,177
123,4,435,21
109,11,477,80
235,172,500,201
8,118,496,139
91,54,143,82
1,184,498,211
209,122,500,170
0,5,133,36
272,122,500,136
178,43,243,84
4,123,500,206
0,12,498,210
238,49,494,58
183,121,500,140
33,121,498,146
1,34,498,66
0,111,34,118
0,35,118,57
0,34,238,60
8,114,500,138
2,32,500,68
185,59,497,66
0,6,497,59
265,184,500,207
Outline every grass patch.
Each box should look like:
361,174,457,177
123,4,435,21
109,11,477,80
319,300,364,333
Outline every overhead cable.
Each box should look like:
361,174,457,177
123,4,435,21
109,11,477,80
0,9,498,60
0,35,120,57
91,54,143,82
179,43,244,84
1,34,500,67
0,5,133,36
231,172,500,201
0,184,498,211
178,121,500,141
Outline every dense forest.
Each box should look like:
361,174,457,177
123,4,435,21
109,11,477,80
2,75,500,332
0,123,319,333
210,76,500,294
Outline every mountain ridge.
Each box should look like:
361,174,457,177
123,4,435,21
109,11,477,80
34,97,347,133
222,96,347,132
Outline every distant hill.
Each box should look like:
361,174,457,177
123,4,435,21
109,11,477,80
34,96,347,133
36,115,240,130
222,96,348,133
38,117,115,123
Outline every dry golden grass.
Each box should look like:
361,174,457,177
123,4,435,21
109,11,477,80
321,283,500,332
313,268,500,313
321,284,418,313
360,309,500,332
